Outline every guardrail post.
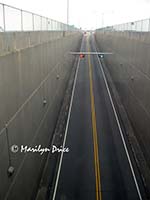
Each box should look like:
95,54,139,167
21,9,23,31
32,13,34,31
141,20,143,32
2,4,6,31
46,17,48,30
40,16,42,30
148,18,150,32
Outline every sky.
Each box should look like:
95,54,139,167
1,0,150,29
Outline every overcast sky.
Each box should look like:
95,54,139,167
1,0,150,29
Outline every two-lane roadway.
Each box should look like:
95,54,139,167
51,33,145,200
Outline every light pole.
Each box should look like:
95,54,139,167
101,13,104,27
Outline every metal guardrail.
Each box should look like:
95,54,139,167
97,18,150,33
0,3,77,31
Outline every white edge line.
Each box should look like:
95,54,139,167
93,37,143,200
52,37,84,200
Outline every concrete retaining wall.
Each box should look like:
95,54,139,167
95,31,150,172
0,31,77,55
0,31,82,199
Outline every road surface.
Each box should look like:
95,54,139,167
51,34,145,200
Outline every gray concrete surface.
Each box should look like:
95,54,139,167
95,30,150,193
0,31,77,55
0,30,82,200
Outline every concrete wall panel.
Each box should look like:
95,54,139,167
95,31,150,170
0,31,82,199
0,31,78,55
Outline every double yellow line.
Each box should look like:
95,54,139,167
87,38,102,200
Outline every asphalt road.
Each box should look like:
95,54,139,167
51,34,145,200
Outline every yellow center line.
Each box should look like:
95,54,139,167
87,37,102,200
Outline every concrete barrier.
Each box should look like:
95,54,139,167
0,31,82,199
0,31,78,55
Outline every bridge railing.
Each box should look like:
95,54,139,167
0,3,77,32
97,18,150,33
